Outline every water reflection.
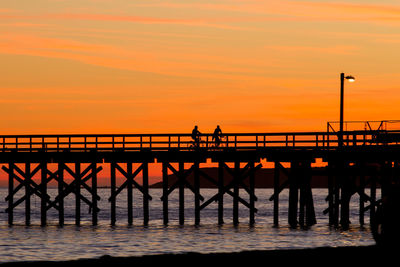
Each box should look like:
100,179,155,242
0,189,376,262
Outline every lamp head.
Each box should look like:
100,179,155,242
345,75,355,82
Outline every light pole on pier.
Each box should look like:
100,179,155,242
339,72,355,147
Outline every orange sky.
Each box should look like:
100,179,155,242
1,1,400,184
1,0,400,135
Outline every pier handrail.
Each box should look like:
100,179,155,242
1,129,399,152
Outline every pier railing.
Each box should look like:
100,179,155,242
1,130,399,152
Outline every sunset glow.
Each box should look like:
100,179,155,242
1,1,400,136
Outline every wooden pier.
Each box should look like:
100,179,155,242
2,124,400,228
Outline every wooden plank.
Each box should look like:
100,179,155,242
92,162,98,226
6,165,41,194
25,163,31,226
288,161,298,228
41,162,47,226
127,162,133,225
58,162,64,226
233,161,239,225
218,161,224,225
327,162,334,225
110,161,116,226
273,161,280,226
143,162,149,226
179,162,184,225
160,164,201,201
249,161,255,225
162,162,168,225
359,167,365,226
3,166,53,208
194,162,200,225
75,163,81,226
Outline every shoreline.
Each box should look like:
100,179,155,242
1,245,395,266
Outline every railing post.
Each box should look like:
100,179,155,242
327,133,330,148
365,132,368,145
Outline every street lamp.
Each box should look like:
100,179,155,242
339,72,355,147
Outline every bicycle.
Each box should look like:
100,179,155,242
209,136,226,150
188,137,206,151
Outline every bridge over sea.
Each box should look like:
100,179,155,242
2,120,400,230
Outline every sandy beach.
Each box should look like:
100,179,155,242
1,245,395,267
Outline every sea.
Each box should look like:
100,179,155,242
0,188,376,263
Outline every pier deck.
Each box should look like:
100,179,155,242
2,128,400,228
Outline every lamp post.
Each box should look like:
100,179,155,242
339,73,355,147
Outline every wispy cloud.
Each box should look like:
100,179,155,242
0,11,256,31
0,8,16,13
281,1,400,24
130,1,400,24
0,32,277,79
264,44,359,55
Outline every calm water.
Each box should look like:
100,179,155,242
0,188,376,262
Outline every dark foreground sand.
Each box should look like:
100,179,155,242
1,245,397,267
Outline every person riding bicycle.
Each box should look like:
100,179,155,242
212,125,223,147
191,126,201,147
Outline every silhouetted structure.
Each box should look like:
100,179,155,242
191,126,201,148
1,120,400,233
212,126,222,147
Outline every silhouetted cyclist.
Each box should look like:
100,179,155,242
212,125,222,147
191,126,201,147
